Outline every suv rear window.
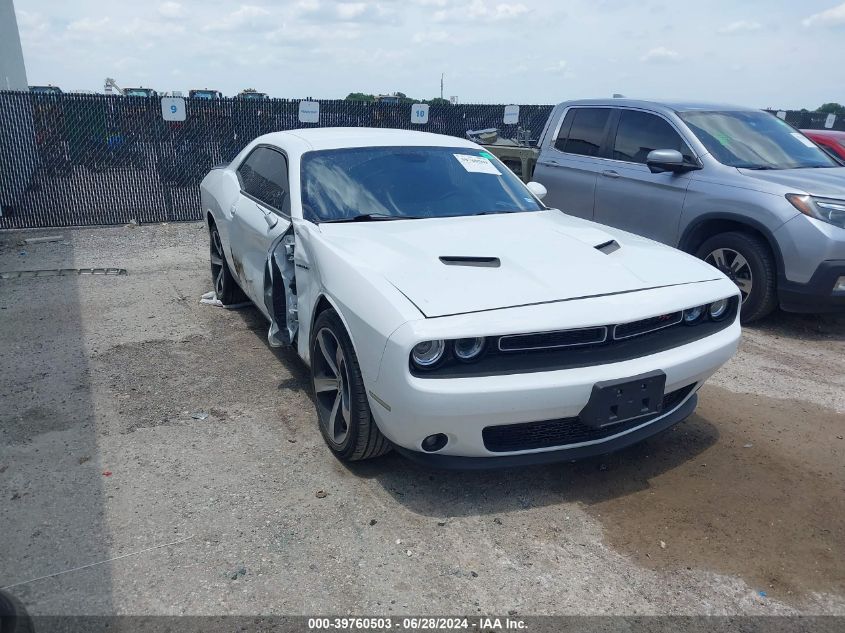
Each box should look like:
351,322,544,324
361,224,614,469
555,108,610,157
612,110,696,164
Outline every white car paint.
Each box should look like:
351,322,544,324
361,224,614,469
201,127,741,463
317,211,723,317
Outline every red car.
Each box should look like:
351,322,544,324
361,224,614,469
801,129,845,160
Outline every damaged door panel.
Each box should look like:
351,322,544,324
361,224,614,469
264,229,298,346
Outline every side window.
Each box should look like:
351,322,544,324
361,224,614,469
613,110,696,164
553,110,576,152
237,147,290,213
563,108,611,157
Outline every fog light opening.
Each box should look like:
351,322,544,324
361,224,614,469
421,433,448,453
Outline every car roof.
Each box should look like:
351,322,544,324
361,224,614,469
258,127,480,152
559,98,759,114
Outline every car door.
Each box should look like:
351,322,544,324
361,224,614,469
533,107,613,219
593,108,698,245
229,145,292,309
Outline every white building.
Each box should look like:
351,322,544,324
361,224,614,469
0,0,28,91
0,0,35,218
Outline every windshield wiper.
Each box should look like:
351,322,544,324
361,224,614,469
319,213,421,223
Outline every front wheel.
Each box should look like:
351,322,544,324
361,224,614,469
310,309,391,461
696,231,777,323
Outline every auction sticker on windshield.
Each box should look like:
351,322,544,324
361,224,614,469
454,153,501,175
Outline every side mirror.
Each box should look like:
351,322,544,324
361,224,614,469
646,149,693,174
526,181,547,200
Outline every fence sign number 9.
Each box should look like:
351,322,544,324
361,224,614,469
411,104,429,125
160,97,186,122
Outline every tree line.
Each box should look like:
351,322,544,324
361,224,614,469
345,92,450,105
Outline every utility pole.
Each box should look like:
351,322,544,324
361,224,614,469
440,73,444,100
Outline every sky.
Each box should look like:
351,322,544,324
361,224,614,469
12,0,845,108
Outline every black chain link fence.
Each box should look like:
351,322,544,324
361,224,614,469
764,109,845,131
0,92,553,228
0,91,842,229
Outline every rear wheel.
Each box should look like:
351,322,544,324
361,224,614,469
696,231,777,323
310,309,391,461
209,222,246,305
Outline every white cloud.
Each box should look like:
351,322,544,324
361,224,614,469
802,2,845,27
412,30,449,43
15,10,49,33
718,20,761,34
12,0,844,108
640,46,680,63
434,0,529,23
203,5,272,32
298,1,397,23
158,2,186,18
66,16,111,33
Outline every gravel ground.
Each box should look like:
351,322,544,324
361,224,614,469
0,222,843,616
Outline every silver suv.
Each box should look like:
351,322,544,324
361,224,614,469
534,99,845,321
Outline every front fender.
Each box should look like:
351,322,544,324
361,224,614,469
296,224,423,382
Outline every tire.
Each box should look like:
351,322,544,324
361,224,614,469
209,222,247,305
696,231,778,323
310,309,391,461
0,590,34,633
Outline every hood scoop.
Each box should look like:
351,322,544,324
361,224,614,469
595,239,621,255
439,256,501,268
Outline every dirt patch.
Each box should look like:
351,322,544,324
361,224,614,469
584,385,845,603
93,313,311,434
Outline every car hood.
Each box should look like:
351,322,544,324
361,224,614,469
739,166,845,197
317,210,722,317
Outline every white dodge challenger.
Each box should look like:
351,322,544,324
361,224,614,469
200,128,740,468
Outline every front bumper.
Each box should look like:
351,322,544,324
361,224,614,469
366,287,740,460
394,392,698,469
779,260,845,313
774,215,845,312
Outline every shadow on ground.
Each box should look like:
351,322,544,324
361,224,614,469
0,235,113,615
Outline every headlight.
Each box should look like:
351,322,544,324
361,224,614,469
683,305,705,324
708,299,730,320
453,337,485,361
411,340,445,368
786,194,845,229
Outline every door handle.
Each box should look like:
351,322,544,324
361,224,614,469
259,206,278,229
601,170,620,179
230,202,238,216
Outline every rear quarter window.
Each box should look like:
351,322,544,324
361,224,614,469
557,108,611,157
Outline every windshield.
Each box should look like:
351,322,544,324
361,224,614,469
300,146,543,222
679,110,837,169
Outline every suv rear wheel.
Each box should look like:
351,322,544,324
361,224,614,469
696,231,777,323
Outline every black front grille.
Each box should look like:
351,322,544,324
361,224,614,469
413,296,739,379
498,327,607,351
613,311,683,340
482,384,696,453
